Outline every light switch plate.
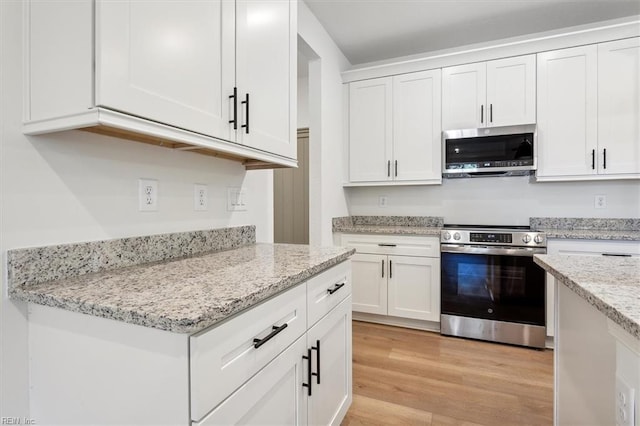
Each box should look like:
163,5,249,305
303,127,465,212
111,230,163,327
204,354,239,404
227,187,247,211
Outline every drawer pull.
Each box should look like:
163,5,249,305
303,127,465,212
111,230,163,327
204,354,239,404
327,282,345,295
312,339,320,384
602,253,632,257
302,348,312,396
253,323,288,349
378,243,397,247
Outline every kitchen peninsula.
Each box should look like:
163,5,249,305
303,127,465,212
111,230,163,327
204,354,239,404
535,254,640,426
8,226,354,425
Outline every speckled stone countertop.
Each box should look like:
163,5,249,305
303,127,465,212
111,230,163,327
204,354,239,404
531,217,640,241
10,243,355,334
534,254,640,340
333,216,443,236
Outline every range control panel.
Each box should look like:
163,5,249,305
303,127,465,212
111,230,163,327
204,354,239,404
441,228,547,247
470,232,512,244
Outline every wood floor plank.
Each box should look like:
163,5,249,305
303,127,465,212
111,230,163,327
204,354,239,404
343,321,553,426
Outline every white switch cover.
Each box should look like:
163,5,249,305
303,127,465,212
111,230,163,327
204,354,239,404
616,376,635,426
227,187,247,211
194,184,208,211
139,179,158,212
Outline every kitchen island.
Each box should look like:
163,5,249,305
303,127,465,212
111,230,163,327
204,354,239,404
534,254,640,426
8,226,355,425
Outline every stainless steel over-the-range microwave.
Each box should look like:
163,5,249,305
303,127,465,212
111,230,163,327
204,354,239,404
442,124,536,178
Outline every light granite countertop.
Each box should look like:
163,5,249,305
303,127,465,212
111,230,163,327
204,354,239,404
537,229,640,241
534,254,640,340
11,243,355,334
332,215,443,236
333,224,442,236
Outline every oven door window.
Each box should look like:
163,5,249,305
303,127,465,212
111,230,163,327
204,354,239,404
441,252,545,326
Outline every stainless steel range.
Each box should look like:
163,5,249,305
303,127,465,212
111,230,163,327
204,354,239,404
440,225,547,349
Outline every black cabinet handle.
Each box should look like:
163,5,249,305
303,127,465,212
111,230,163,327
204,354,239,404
228,87,237,130
489,104,493,123
241,93,250,134
327,282,345,295
395,160,398,177
480,105,484,124
387,160,390,177
602,253,632,257
389,260,393,278
378,243,397,247
302,348,312,396
381,259,384,277
591,149,595,170
312,340,320,385
253,323,288,349
603,148,607,169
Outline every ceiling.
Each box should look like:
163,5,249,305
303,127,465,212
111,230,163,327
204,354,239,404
302,0,640,66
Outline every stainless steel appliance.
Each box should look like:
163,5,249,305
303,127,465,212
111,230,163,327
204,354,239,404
443,124,536,178
440,225,547,348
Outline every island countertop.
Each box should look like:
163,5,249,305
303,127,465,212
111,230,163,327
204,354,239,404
10,243,355,334
534,254,640,340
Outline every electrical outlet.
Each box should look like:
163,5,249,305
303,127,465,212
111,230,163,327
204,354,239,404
616,376,635,426
194,184,208,211
595,195,607,209
227,187,247,211
138,179,158,212
379,196,388,207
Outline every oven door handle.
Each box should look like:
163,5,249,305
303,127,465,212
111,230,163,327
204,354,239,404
440,244,546,257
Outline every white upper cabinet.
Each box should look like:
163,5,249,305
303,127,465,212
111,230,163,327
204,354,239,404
97,0,235,141
442,62,486,130
537,37,640,181
348,70,442,185
24,0,296,168
537,45,598,178
393,70,442,182
597,38,640,176
442,55,536,130
348,78,393,182
235,0,296,159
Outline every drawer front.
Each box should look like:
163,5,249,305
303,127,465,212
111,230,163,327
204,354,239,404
341,233,440,257
307,261,352,327
548,239,640,256
190,283,307,422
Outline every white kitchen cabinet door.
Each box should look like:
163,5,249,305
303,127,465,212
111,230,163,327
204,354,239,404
349,78,393,182
351,253,387,314
486,55,536,127
96,0,235,141
196,336,307,426
235,0,296,159
597,37,640,176
442,62,486,130
307,297,353,426
387,255,440,322
536,45,598,178
392,70,442,182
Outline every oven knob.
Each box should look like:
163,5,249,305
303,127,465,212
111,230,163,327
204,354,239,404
534,235,544,244
453,232,461,241
443,231,451,240
522,234,532,243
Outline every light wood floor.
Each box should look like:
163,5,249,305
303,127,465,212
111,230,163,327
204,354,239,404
342,321,553,426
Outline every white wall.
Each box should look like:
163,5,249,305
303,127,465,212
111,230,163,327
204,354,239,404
346,177,640,225
297,75,309,129
0,1,273,417
298,2,352,246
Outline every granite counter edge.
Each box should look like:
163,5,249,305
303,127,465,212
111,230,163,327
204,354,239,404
11,249,356,335
533,256,640,340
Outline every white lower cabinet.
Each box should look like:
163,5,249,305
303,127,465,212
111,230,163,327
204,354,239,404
343,234,440,324
307,297,353,426
195,336,308,426
27,261,352,426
